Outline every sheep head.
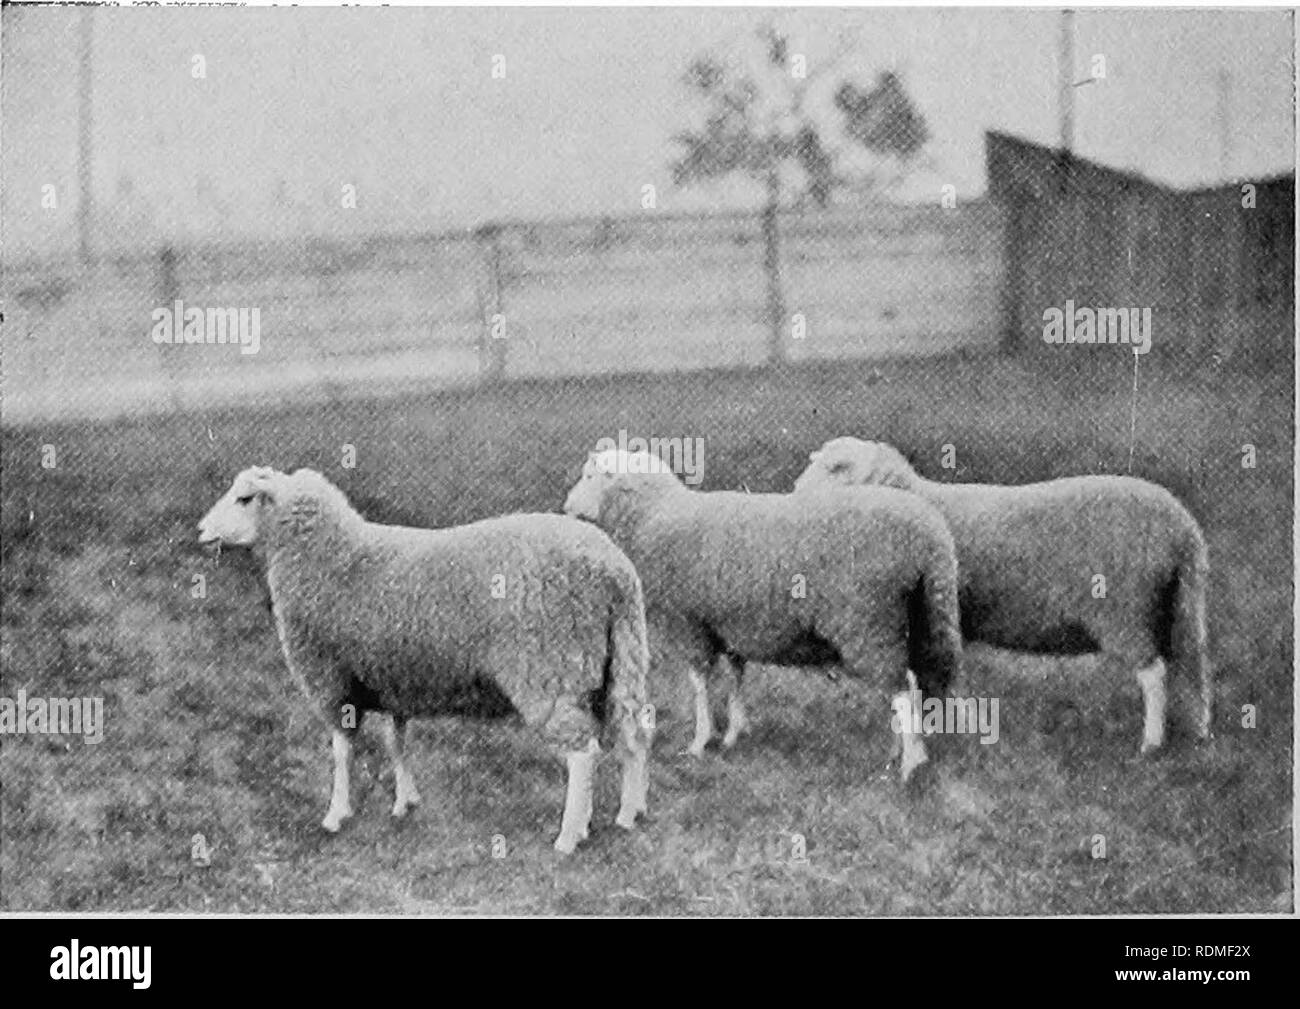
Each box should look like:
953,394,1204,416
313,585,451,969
200,466,362,557
198,466,282,547
563,448,681,522
793,438,919,493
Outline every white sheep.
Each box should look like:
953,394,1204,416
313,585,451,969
793,438,1213,755
198,466,652,854
563,448,962,782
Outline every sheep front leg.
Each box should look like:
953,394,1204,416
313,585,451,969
1136,658,1168,755
555,738,600,854
322,729,355,832
381,715,422,818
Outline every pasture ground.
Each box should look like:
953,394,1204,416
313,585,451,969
1,348,1292,914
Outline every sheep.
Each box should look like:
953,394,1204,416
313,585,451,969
793,437,1213,756
562,448,962,782
197,466,652,854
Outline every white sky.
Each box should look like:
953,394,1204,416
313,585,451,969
2,5,1294,257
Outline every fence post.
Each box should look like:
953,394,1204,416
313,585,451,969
762,166,787,366
158,244,178,305
156,243,183,410
475,223,508,383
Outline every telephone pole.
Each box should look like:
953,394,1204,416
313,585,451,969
77,7,95,265
1058,9,1075,154
1216,69,1233,182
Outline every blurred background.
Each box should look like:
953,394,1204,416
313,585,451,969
2,6,1293,422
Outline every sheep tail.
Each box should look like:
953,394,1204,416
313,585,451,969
1169,528,1213,741
603,575,654,758
907,551,962,701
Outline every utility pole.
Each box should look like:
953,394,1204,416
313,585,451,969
1216,69,1233,182
1058,9,1075,154
77,7,94,265
1216,68,1241,359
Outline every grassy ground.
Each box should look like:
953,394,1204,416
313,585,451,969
1,348,1292,914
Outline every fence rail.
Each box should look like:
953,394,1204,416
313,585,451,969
1,202,1005,424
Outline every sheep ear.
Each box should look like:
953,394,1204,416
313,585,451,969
249,471,279,505
870,451,912,490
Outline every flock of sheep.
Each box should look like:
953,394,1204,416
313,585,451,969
197,438,1213,854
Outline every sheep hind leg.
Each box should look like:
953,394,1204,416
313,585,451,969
555,738,600,854
615,742,649,830
1136,658,1168,756
614,701,651,829
382,715,421,818
721,657,751,749
321,729,355,832
684,666,714,758
890,670,929,784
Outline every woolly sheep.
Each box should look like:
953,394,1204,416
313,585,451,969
562,448,962,781
793,438,1213,755
197,466,652,854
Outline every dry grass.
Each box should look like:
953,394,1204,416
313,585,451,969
1,349,1291,914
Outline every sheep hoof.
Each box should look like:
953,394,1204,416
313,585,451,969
901,758,936,792
321,808,353,833
898,746,929,785
391,785,422,818
553,834,581,855
615,809,639,831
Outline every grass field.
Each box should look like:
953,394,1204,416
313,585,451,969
1,348,1292,914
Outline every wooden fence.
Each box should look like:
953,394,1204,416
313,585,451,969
1,201,1005,423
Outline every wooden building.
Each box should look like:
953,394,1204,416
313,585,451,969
986,130,1293,365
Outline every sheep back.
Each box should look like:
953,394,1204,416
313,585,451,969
602,484,959,684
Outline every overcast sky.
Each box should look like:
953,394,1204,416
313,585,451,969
3,5,1293,258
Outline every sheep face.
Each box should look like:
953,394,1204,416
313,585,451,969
563,448,675,520
198,466,280,547
793,438,918,493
